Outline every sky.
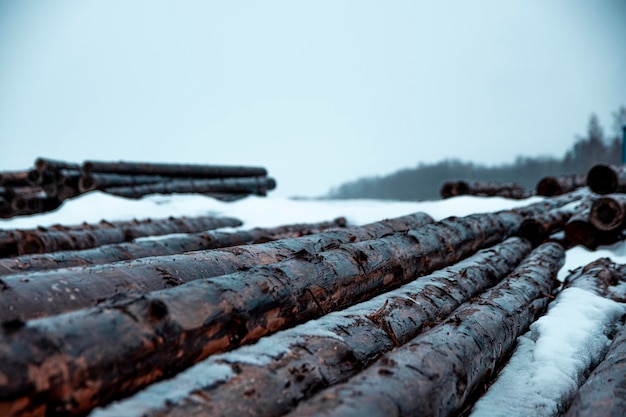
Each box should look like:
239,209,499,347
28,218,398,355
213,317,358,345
0,1,625,197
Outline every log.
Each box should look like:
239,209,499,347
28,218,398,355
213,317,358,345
589,194,626,232
536,174,587,196
563,322,626,417
91,238,532,417
562,257,626,302
11,195,62,216
286,242,565,417
83,160,268,178
0,211,537,416
440,180,530,199
0,212,434,320
34,158,82,172
586,164,626,195
0,217,348,275
15,215,243,255
102,177,277,199
78,173,180,193
0,171,30,187
519,199,592,246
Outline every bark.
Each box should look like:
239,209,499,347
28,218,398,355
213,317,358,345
562,257,626,302
563,321,626,417
535,174,587,196
286,242,565,417
34,158,82,172
83,160,268,178
440,180,530,199
92,238,532,417
0,211,536,416
589,194,626,232
15,215,243,255
0,217,348,275
518,199,592,246
586,164,626,195
0,212,434,320
0,171,30,187
102,177,276,199
78,173,180,193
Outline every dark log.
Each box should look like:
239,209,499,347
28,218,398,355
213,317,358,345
589,194,626,232
440,180,530,199
286,243,564,417
519,199,592,246
563,322,626,417
562,257,626,302
0,211,539,416
34,158,82,172
92,238,532,417
83,160,268,178
0,217,348,275
0,171,30,187
15,214,242,255
536,174,587,196
78,173,179,193
11,195,62,216
0,212,434,320
102,177,276,199
586,164,626,195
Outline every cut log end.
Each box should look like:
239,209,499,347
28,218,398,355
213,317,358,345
590,197,625,232
587,164,617,195
536,177,561,196
518,219,544,246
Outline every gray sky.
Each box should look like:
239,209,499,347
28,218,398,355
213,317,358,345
1,1,625,197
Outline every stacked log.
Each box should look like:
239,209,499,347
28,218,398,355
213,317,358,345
586,164,626,195
536,173,587,196
0,158,276,218
440,180,530,199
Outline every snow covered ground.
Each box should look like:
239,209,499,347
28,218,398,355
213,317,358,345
1,191,625,415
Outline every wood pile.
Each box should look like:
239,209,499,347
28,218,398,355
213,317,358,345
0,158,276,218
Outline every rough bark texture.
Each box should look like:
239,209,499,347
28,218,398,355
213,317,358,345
0,212,433,321
440,180,531,199
286,243,565,417
0,218,348,276
0,210,535,416
589,194,626,232
586,164,626,195
563,321,626,417
518,200,592,246
83,160,268,178
562,257,626,302
536,174,587,196
102,177,276,199
15,215,243,255
92,238,532,417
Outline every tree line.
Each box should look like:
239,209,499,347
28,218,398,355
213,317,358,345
327,107,626,201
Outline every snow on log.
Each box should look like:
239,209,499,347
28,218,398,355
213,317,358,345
15,215,243,255
0,218,347,275
0,213,433,321
468,258,626,417
90,237,532,417
536,174,587,197
285,242,565,417
0,210,535,416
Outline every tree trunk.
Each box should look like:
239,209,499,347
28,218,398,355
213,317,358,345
589,194,626,232
586,164,626,195
0,171,30,187
562,257,626,302
0,218,348,275
78,173,181,193
440,180,530,199
102,177,276,199
34,158,82,172
15,215,243,255
519,199,592,246
563,321,626,417
91,238,532,417
286,243,564,417
536,174,587,196
0,211,536,416
0,212,434,320
83,160,268,178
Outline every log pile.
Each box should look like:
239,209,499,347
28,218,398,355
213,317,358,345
0,158,276,218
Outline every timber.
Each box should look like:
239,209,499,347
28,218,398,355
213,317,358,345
519,199,592,246
0,210,543,416
589,194,626,232
0,212,434,320
78,173,179,193
34,158,82,172
102,176,276,199
83,160,268,178
287,243,565,417
562,257,626,302
0,171,30,187
92,238,532,417
14,214,243,255
563,322,626,417
0,218,348,275
440,180,530,199
536,174,587,196
586,164,626,194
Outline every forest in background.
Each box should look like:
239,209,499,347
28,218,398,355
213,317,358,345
327,106,626,201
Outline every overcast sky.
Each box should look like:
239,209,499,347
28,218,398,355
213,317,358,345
1,1,625,197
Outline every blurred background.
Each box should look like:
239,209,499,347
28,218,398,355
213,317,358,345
1,0,625,198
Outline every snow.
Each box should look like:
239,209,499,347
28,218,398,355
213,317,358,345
2,191,626,415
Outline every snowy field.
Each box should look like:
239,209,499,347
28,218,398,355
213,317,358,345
1,191,625,416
